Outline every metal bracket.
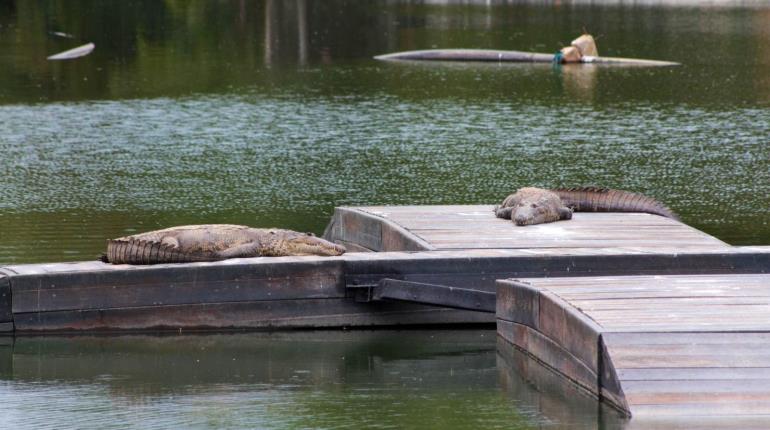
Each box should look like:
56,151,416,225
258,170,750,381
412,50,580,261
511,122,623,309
348,278,495,313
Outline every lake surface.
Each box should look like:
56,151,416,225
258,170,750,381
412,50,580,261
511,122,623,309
0,0,768,264
0,330,620,429
0,1,769,428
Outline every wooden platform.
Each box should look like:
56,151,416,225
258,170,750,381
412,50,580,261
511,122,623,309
325,205,729,251
1,204,769,424
497,274,770,420
2,245,766,333
0,205,765,333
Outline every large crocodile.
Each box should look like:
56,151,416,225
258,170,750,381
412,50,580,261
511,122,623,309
495,187,679,226
101,224,346,265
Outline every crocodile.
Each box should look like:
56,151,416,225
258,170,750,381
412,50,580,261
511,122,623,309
494,187,679,226
100,224,346,265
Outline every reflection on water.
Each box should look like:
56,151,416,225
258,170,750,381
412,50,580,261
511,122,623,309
557,64,599,100
0,331,620,429
3,331,766,429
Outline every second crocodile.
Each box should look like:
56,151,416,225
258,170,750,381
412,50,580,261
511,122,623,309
494,187,679,226
101,224,347,265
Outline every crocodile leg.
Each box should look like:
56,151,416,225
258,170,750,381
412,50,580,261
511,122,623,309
160,236,180,248
494,206,514,219
214,242,262,259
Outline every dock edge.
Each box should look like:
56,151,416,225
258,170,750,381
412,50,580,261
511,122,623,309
496,278,631,416
323,207,435,252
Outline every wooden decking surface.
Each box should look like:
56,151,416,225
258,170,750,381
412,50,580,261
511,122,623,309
2,204,769,425
345,205,728,250
498,273,770,421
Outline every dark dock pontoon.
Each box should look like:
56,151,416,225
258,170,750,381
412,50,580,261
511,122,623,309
498,273,770,420
0,204,765,333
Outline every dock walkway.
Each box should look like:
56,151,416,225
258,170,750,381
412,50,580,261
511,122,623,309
1,204,768,422
325,205,729,251
0,205,765,333
497,274,770,420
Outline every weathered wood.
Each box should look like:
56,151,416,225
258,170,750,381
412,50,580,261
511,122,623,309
497,319,601,399
618,367,770,381
331,206,728,251
0,203,767,425
13,298,494,332
496,336,628,428
329,207,383,250
496,279,539,327
630,405,770,421
10,259,346,314
498,274,770,419
599,334,629,414
603,331,770,345
323,207,434,252
0,274,12,323
346,251,770,294
1,248,768,333
537,288,602,373
368,279,496,313
497,279,620,406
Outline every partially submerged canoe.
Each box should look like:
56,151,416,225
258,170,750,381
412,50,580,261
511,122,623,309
47,42,95,61
374,49,680,67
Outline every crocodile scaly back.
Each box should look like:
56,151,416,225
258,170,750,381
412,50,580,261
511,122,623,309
102,238,222,265
551,187,679,220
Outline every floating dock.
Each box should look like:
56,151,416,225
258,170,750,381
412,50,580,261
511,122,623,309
0,205,765,333
498,274,770,420
374,49,681,66
0,204,768,422
326,205,727,251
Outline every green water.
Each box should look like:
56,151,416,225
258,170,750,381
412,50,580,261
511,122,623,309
0,1,769,428
0,331,616,429
0,0,768,264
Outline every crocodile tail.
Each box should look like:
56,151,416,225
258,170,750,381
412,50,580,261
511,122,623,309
550,187,679,220
103,239,220,265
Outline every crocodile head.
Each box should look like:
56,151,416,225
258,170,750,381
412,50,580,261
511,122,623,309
508,188,573,226
513,203,558,226
265,230,347,256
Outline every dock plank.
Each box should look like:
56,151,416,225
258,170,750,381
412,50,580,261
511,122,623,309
11,259,347,313
328,205,728,251
498,274,770,419
0,274,12,323
618,367,770,381
12,298,493,332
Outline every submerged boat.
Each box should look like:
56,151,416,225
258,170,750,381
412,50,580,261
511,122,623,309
375,33,679,67
375,49,679,66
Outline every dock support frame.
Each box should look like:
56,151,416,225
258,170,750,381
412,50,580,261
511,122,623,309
349,279,496,313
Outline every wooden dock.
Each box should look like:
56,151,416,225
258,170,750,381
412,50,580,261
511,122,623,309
325,205,729,251
0,204,769,422
0,205,765,333
497,274,770,420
